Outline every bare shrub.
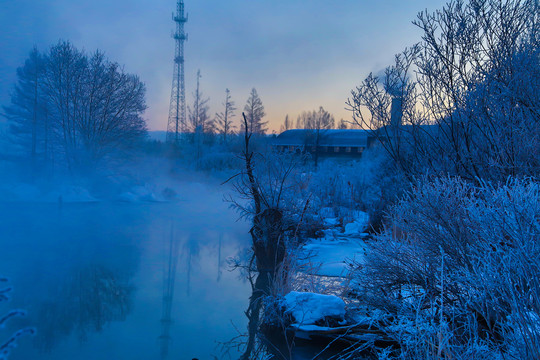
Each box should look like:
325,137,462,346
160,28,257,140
350,177,539,359
347,0,540,182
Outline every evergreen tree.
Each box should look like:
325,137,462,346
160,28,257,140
242,88,267,135
187,70,213,135
215,88,236,143
3,47,49,165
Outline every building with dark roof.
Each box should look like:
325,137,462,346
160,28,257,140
272,129,376,158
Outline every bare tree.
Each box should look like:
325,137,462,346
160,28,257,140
5,41,147,173
347,45,420,178
228,113,307,359
242,88,267,135
74,50,147,161
215,88,236,143
279,114,293,133
297,106,335,167
187,70,213,166
347,0,540,182
187,70,213,135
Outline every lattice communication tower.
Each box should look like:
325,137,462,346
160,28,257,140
166,0,188,143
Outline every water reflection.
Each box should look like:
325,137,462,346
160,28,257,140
240,270,267,360
159,225,180,359
34,264,133,352
217,234,223,282
0,188,252,360
183,232,201,297
232,265,350,360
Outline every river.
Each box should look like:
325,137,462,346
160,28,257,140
0,181,253,359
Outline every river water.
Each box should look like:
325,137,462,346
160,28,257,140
0,181,253,360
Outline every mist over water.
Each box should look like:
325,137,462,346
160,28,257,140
0,180,252,359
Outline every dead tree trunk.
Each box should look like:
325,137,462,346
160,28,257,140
241,113,286,273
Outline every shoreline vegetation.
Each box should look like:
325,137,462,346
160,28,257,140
0,0,538,359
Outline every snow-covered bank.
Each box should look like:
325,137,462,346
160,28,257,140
298,210,370,277
0,154,235,204
300,237,366,277
0,183,98,203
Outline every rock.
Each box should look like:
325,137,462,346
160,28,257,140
283,291,346,325
343,211,369,235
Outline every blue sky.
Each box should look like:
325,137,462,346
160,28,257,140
0,0,448,132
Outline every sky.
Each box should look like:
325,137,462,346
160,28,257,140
0,0,449,132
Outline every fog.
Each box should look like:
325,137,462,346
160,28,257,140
0,177,253,359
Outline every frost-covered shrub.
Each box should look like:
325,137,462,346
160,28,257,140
196,150,241,172
348,0,540,183
308,146,407,231
0,279,34,359
351,177,540,359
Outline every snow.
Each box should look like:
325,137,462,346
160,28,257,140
302,211,369,277
301,237,366,277
343,210,369,235
42,185,97,203
344,222,363,235
283,291,345,325
0,183,98,203
291,324,335,332
290,323,354,340
118,185,158,202
323,217,340,226
0,180,180,203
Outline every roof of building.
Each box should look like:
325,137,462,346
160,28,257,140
273,129,371,147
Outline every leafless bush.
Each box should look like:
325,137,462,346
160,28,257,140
308,147,407,231
350,177,539,359
347,0,540,182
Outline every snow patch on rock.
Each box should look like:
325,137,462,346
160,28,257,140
343,210,369,235
283,291,345,325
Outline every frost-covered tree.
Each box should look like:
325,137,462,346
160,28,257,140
279,114,293,133
242,88,267,135
342,1,540,358
2,47,50,169
297,107,335,167
347,0,540,182
187,70,213,166
215,88,236,143
3,41,148,173
45,42,147,168
187,70,213,135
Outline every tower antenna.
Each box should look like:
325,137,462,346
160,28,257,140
166,0,188,144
